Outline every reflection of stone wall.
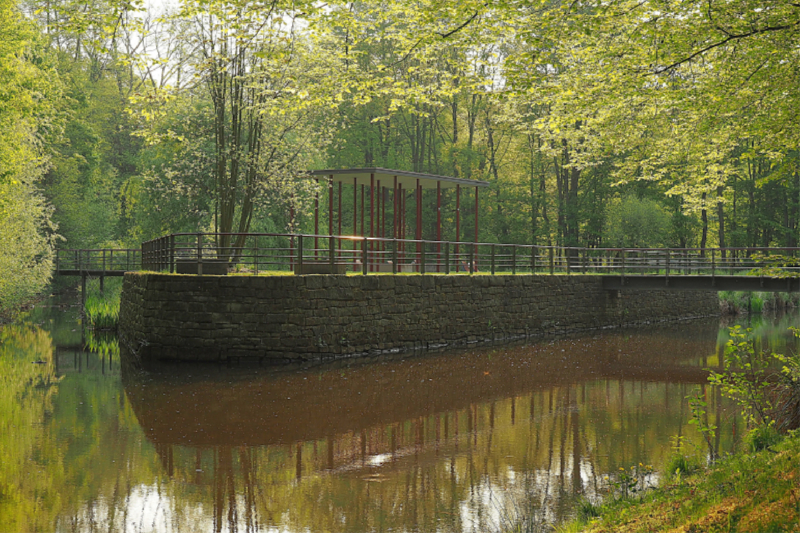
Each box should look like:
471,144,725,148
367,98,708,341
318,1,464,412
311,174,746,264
119,273,719,362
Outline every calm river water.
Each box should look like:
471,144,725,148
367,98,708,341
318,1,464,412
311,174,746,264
2,294,799,533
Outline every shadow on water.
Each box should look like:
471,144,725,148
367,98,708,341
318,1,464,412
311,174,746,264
5,296,798,533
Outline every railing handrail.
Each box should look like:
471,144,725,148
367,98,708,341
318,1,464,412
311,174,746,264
146,232,800,255
134,231,800,278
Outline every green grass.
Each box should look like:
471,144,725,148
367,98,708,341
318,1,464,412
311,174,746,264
83,278,121,331
554,432,800,533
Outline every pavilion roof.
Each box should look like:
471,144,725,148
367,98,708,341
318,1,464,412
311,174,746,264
309,168,490,190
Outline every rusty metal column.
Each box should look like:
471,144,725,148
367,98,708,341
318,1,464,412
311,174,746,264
328,177,334,236
393,176,398,239
353,177,358,234
456,184,461,272
376,179,382,257
474,187,480,266
370,173,375,271
416,179,422,267
399,183,405,261
361,184,365,236
314,179,320,258
353,177,358,269
328,176,334,264
437,181,441,272
289,195,295,270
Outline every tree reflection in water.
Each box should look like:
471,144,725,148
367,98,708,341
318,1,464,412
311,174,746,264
119,319,741,533
9,302,797,532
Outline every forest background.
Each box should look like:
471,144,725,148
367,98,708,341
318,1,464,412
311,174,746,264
1,0,799,312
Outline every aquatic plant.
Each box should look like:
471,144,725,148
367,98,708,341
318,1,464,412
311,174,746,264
83,278,121,330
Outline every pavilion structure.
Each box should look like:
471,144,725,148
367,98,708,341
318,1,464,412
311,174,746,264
304,168,490,271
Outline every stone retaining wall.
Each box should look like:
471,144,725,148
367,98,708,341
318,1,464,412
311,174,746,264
119,273,720,363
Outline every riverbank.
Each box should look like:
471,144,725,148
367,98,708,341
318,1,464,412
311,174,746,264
557,432,800,532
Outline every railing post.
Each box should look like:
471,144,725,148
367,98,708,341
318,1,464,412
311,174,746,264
169,235,175,273
549,247,554,275
392,241,398,274
511,246,517,275
298,235,304,272
421,242,426,274
329,236,335,270
621,250,626,285
361,238,368,275
665,249,670,286
445,242,450,274
490,245,496,275
197,233,203,275
469,246,475,275
531,246,536,274
254,236,259,275
711,248,716,286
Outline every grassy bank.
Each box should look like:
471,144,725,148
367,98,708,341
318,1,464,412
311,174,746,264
559,432,800,533
555,326,800,533
719,291,800,315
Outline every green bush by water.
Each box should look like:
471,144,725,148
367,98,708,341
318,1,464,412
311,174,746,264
744,425,783,452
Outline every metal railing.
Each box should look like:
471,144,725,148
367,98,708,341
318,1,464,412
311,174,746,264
55,249,141,274
140,232,800,278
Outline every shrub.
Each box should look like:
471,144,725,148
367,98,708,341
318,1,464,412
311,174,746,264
744,425,783,452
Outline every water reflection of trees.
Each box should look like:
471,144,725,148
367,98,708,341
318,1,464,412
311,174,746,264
120,320,742,532
1,313,761,532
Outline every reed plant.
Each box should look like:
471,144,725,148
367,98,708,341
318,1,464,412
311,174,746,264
83,278,121,331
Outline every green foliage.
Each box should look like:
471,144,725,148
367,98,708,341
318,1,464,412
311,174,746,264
575,497,602,523
664,436,702,479
0,0,59,311
687,389,718,462
604,195,672,248
603,464,655,501
709,326,777,428
559,434,800,533
744,425,783,453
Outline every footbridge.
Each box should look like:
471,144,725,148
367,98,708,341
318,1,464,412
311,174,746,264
56,235,800,292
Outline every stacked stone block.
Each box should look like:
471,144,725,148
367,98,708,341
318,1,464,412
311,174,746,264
119,273,720,363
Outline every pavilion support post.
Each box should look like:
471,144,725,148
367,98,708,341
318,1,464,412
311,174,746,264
456,184,461,272
370,173,375,271
416,179,422,269
329,176,334,264
314,179,319,258
474,187,480,269
289,196,295,270
328,176,334,236
392,176,398,239
353,178,358,269
436,181,441,272
328,175,333,235
399,184,405,263
376,180,381,258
